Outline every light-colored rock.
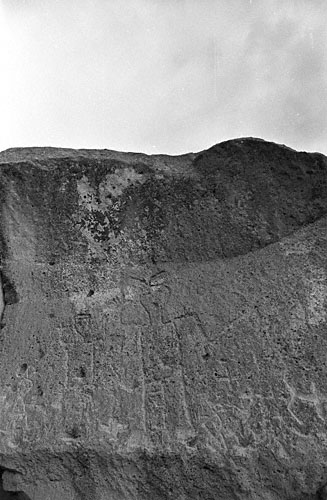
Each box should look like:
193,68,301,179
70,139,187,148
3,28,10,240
0,137,327,499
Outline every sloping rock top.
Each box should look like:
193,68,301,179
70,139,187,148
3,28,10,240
0,138,327,499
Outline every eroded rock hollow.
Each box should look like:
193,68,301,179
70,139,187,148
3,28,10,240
1,138,327,499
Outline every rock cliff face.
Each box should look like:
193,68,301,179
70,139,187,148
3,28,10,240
0,138,327,499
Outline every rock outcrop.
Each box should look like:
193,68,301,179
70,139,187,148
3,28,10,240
0,137,327,499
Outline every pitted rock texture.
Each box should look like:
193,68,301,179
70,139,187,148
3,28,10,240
0,138,327,499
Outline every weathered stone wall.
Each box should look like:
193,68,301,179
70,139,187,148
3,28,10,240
0,138,327,499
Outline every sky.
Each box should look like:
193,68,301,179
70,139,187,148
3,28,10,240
0,0,326,155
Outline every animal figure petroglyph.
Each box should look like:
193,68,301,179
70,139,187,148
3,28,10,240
283,376,327,425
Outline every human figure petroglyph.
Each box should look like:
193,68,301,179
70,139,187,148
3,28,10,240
74,312,92,342
0,365,37,447
113,269,193,444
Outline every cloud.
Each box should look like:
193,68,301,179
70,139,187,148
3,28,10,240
244,1,327,151
0,0,326,155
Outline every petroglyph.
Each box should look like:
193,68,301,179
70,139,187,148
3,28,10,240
121,302,149,326
149,270,169,289
63,390,96,440
0,366,36,447
70,287,122,311
280,236,316,256
283,377,327,425
138,315,196,445
98,418,128,440
3,140,327,499
145,381,166,432
67,343,94,385
197,398,228,453
288,300,307,332
74,313,92,342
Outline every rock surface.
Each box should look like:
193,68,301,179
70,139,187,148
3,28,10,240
0,137,327,499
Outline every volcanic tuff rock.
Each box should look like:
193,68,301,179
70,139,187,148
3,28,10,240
0,138,327,499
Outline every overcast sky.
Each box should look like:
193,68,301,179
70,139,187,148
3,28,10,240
0,0,326,155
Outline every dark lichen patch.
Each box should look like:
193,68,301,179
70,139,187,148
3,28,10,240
317,484,327,500
66,425,82,439
0,162,86,263
4,139,326,267
36,385,44,397
190,140,327,258
134,178,172,234
77,158,131,186
0,467,31,500
0,272,18,305
19,363,28,375
74,165,148,254
81,209,111,241
72,142,327,263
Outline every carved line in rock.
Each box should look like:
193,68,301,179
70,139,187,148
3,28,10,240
63,280,255,450
56,274,205,447
3,261,323,454
283,376,327,426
